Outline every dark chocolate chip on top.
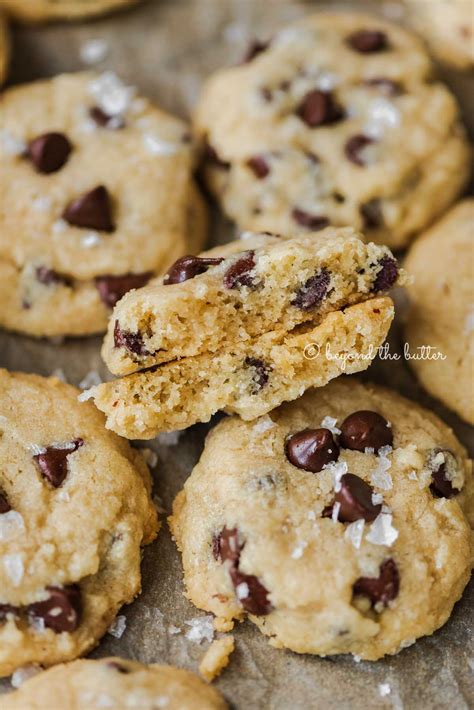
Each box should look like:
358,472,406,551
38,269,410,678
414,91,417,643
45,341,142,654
340,411,393,452
95,272,153,308
28,132,72,174
286,428,339,473
335,473,382,522
63,185,115,232
297,90,344,128
34,439,84,488
347,29,389,53
163,255,224,285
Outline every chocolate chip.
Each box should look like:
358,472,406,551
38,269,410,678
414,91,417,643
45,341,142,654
292,208,330,231
34,439,84,488
286,428,339,473
0,491,11,514
163,255,224,285
0,604,19,621
345,134,375,166
213,527,242,565
297,90,344,128
36,266,71,287
347,30,388,53
247,155,270,179
340,411,393,452
28,132,72,174
245,357,271,393
223,251,256,289
292,268,331,311
360,199,383,229
204,142,230,170
89,106,125,129
242,39,269,63
107,661,131,674
95,272,153,308
113,320,150,356
372,256,398,292
364,78,402,95
63,185,115,232
353,559,399,607
335,473,381,522
230,568,272,616
428,449,460,498
28,585,82,633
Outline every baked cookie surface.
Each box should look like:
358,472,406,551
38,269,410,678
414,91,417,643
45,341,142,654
170,379,473,660
0,71,207,337
194,11,470,249
0,0,139,22
2,658,227,710
405,0,474,70
405,199,474,424
0,369,158,676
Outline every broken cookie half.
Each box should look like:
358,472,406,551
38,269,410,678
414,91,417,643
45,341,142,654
91,228,404,439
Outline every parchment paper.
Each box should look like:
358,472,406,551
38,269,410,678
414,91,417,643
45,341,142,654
0,1,473,708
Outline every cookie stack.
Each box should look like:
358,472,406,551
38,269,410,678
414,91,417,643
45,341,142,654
0,4,472,708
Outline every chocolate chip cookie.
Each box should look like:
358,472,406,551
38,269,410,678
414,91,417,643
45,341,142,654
0,71,207,337
194,11,470,249
2,658,227,709
0,369,158,677
0,0,139,22
405,200,474,424
404,0,474,70
170,379,473,660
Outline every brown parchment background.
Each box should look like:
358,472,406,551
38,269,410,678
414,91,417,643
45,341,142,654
0,1,473,707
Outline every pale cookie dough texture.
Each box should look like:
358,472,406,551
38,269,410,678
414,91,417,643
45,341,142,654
0,10,9,84
2,658,228,710
0,370,158,677
405,0,474,70
93,228,403,438
170,380,474,661
194,11,470,249
0,71,207,337
0,0,139,22
405,200,474,424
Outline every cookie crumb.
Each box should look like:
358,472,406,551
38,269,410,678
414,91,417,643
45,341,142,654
378,682,391,697
79,371,102,389
168,624,181,635
184,615,215,644
107,614,126,639
199,636,235,682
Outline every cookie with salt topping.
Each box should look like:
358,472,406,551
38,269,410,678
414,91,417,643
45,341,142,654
194,11,470,249
0,369,158,676
0,71,207,337
0,0,139,22
170,379,473,660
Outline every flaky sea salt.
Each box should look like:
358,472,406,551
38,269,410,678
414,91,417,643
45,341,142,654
143,133,179,156
378,683,391,697
0,511,25,540
52,219,67,234
365,98,400,138
408,470,418,480
168,624,181,635
291,540,308,559
107,615,126,639
372,493,383,505
252,415,275,434
78,388,95,403
324,460,348,492
79,371,102,389
3,554,24,585
32,196,52,212
80,38,109,65
371,447,393,491
344,520,365,549
332,501,341,523
184,616,214,644
320,416,341,435
51,368,67,382
0,130,26,156
236,582,250,600
88,72,135,117
366,513,398,547
81,232,102,248
11,665,41,688
29,443,46,456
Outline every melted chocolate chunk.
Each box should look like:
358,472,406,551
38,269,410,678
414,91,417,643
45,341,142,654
63,185,115,232
335,473,381,522
297,90,344,128
360,199,383,229
247,155,270,179
95,272,153,308
113,320,150,356
28,132,72,174
213,527,242,565
340,411,393,452
429,449,460,498
372,256,398,292
245,357,271,393
163,255,224,285
347,29,388,53
36,266,72,287
292,208,329,231
286,428,339,473
353,558,399,607
292,268,331,311
89,106,125,129
223,251,256,289
242,39,270,63
345,134,375,166
0,491,11,514
28,585,82,633
230,568,272,616
34,439,84,488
